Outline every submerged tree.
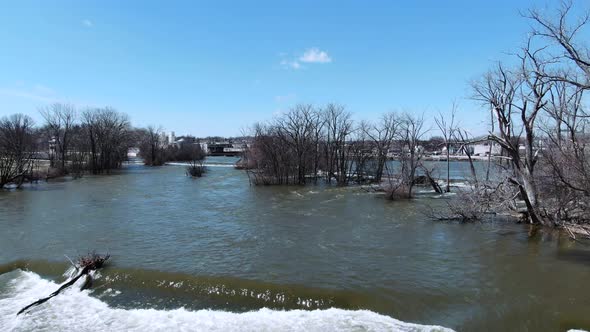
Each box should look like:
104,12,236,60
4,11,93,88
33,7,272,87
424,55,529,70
82,107,132,174
386,113,427,199
186,144,207,177
323,104,354,185
472,49,551,224
434,104,457,192
451,1,590,229
0,114,36,188
39,103,76,172
139,125,166,166
362,112,399,183
245,105,325,185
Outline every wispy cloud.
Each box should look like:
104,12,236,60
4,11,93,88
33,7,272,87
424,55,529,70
0,88,58,103
0,83,102,109
0,83,61,104
82,19,93,28
280,60,301,70
299,48,332,63
33,84,54,95
280,48,332,70
274,93,296,103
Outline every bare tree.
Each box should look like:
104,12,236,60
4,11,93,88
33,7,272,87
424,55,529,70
139,125,166,166
186,144,207,177
473,39,552,225
362,112,399,183
385,113,427,199
0,114,36,188
434,104,457,192
323,104,354,185
82,108,132,174
454,129,478,183
277,104,323,185
39,103,77,172
245,105,324,185
527,1,590,89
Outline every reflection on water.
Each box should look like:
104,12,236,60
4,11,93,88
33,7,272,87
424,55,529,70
1,157,590,331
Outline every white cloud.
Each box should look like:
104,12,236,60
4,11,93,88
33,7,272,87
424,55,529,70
82,19,93,28
299,48,332,63
279,48,332,70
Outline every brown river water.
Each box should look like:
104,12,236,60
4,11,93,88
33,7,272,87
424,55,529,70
0,157,589,331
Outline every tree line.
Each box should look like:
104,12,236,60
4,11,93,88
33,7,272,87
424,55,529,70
137,125,205,167
0,105,133,188
137,125,206,177
242,104,447,198
0,104,205,188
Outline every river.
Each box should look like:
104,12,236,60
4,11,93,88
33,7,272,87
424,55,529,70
0,157,589,331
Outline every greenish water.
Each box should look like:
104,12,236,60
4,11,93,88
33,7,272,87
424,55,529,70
1,157,589,331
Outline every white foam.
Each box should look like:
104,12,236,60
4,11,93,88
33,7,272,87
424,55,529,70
0,270,454,332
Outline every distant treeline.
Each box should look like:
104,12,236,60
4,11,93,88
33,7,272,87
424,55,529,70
137,126,205,166
0,106,133,188
243,104,437,198
0,104,205,189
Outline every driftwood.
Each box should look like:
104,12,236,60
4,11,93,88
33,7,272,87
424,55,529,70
562,223,590,241
17,252,110,316
414,170,443,194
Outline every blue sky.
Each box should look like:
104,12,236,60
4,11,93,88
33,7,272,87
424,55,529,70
0,1,580,137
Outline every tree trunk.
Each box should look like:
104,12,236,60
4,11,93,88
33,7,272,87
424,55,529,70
446,143,450,192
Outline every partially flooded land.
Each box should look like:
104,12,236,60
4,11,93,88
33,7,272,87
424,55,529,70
4,0,590,330
1,158,589,331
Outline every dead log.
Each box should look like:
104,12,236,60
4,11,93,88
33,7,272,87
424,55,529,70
17,252,110,315
416,167,443,194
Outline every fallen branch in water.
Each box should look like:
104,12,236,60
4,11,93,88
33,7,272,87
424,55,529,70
562,223,590,241
17,252,110,316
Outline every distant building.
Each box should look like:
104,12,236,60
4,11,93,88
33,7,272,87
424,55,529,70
48,136,57,159
127,147,140,158
473,141,501,156
159,132,169,146
207,141,244,156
